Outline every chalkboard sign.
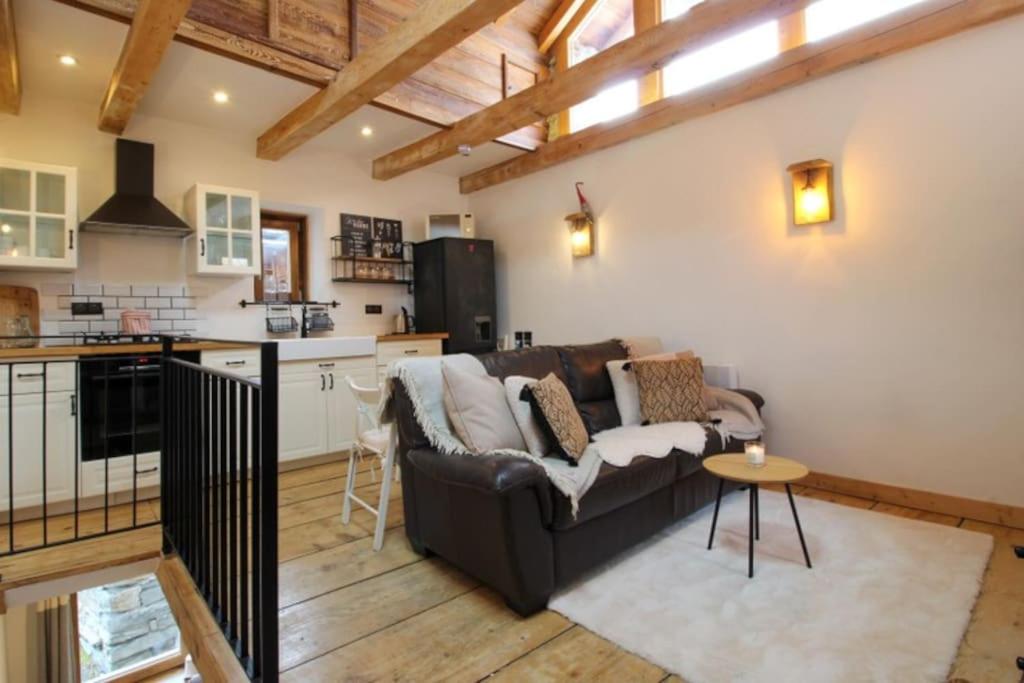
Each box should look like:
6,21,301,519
340,213,372,256
372,218,404,259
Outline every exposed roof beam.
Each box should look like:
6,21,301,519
373,0,813,180
459,0,1024,194
537,0,589,53
0,0,19,115
98,0,193,134
257,0,525,161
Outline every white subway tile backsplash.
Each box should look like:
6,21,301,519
117,297,145,309
72,283,102,296
58,321,89,333
57,296,86,309
158,309,184,320
183,309,204,320
41,283,73,297
146,297,171,309
89,321,118,333
150,320,173,332
42,310,66,321
171,297,196,309
172,320,198,331
104,308,125,321
132,285,158,297
158,285,184,297
71,314,102,321
103,284,132,297
88,296,118,308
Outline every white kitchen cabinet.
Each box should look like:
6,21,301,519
276,356,376,462
185,184,260,277
375,338,443,385
0,159,78,271
80,452,160,500
0,391,76,510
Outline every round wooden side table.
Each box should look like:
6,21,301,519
703,453,812,578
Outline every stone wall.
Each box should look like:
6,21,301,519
78,574,180,679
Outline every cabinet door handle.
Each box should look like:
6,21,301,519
321,374,326,391
318,362,335,369
200,238,206,257
16,372,45,379
329,373,334,390
225,360,247,367
135,466,159,475
68,229,75,250
70,395,77,416
404,349,419,355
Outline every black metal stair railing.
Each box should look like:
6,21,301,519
160,338,279,682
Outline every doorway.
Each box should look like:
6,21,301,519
256,212,309,302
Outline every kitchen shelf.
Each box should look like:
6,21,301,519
331,236,414,293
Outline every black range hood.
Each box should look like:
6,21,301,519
80,139,192,238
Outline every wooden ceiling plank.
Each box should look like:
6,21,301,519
0,0,19,115
98,0,193,134
537,0,588,53
256,0,526,161
459,0,1024,194
373,0,814,180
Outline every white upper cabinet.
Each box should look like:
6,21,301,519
185,184,260,277
0,159,78,271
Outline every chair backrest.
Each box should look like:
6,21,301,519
344,375,381,434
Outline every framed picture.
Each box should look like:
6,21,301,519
372,217,404,259
340,213,373,257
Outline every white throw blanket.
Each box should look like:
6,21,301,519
380,356,602,514
588,422,707,467
707,386,765,442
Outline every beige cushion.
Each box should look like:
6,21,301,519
608,351,720,426
527,373,589,463
504,375,551,459
441,361,526,454
632,356,709,424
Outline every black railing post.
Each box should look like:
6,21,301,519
258,341,279,682
160,337,174,556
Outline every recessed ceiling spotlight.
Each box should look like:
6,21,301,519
59,54,77,67
1,223,11,234
360,125,374,137
212,90,230,104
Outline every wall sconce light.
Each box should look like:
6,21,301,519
565,212,594,257
787,159,834,225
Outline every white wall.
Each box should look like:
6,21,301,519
0,94,466,339
469,17,1024,506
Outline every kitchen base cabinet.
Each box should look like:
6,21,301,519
278,356,376,462
0,391,76,511
80,452,160,500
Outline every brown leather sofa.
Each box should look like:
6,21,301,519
392,340,764,616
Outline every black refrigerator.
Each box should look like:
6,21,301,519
414,238,496,355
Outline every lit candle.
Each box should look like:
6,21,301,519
745,441,765,467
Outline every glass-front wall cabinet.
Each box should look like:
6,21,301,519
0,160,78,271
185,184,260,276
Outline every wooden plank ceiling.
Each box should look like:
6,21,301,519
59,0,562,149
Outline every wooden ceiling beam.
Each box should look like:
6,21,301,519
256,0,525,161
537,0,589,53
98,0,193,134
373,0,813,180
0,0,19,115
459,0,1024,194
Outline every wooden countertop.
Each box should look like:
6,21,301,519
0,341,250,359
377,333,449,342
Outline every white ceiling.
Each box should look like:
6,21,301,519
13,0,520,177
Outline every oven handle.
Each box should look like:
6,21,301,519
116,365,161,373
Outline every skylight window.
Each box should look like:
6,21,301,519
569,0,638,132
805,0,929,42
662,21,779,98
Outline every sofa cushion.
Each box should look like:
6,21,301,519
525,373,590,464
557,340,627,434
441,360,526,454
479,346,567,383
633,356,709,424
551,454,680,530
504,375,551,459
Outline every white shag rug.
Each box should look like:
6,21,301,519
550,490,993,683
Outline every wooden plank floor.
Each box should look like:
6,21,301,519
7,457,1020,682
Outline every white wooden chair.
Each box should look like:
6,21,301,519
341,375,398,551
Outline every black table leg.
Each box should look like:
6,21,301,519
707,477,724,550
786,483,812,569
749,484,756,578
754,483,760,541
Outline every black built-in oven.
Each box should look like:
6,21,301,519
79,351,200,461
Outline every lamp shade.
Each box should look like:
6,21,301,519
787,159,834,225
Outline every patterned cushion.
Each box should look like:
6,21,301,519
632,357,709,424
525,373,590,465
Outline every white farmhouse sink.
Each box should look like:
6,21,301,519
274,336,376,362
